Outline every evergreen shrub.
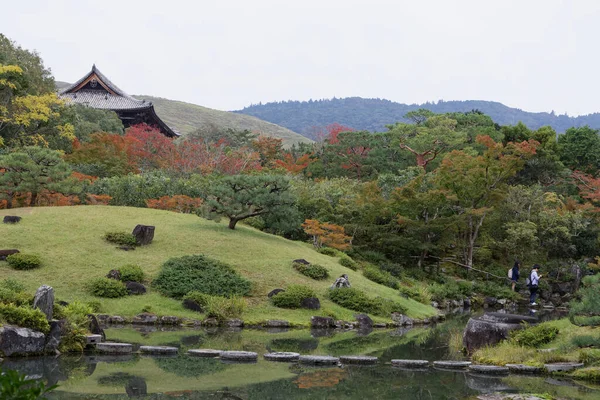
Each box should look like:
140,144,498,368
118,264,145,282
103,231,137,247
328,288,406,316
318,247,340,257
363,265,399,289
183,291,212,310
510,324,559,347
87,278,128,298
339,256,358,270
205,296,246,320
153,255,251,299
6,254,42,270
0,303,50,333
0,279,31,306
271,285,316,308
293,262,329,280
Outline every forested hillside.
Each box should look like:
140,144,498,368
235,98,600,139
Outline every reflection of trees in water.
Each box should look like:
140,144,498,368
2,355,95,388
267,338,319,353
154,354,227,377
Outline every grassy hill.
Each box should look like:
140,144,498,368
136,95,313,147
0,206,435,325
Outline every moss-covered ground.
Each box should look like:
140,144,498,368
0,206,436,325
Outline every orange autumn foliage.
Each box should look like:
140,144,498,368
275,153,314,174
301,219,352,250
293,368,347,389
146,195,203,214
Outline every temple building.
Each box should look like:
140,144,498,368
59,65,178,137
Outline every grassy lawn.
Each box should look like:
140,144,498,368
0,206,436,324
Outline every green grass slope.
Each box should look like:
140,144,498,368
0,206,435,324
135,95,313,147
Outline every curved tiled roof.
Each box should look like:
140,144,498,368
60,90,152,110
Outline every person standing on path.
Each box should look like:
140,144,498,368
510,260,520,292
529,264,542,306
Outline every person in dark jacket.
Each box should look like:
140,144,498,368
511,260,520,292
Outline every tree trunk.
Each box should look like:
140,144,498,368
30,192,38,207
6,194,13,209
228,218,239,230
416,154,427,169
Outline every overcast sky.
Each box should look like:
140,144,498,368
3,0,599,115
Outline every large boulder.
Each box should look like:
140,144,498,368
311,316,335,328
132,225,155,246
0,249,19,261
3,216,22,224
87,314,106,341
45,319,65,353
354,313,373,329
268,288,285,298
463,312,537,353
183,299,203,312
391,313,414,326
125,281,146,295
33,285,54,321
301,297,321,310
330,274,351,289
132,313,158,324
106,269,121,280
0,325,46,357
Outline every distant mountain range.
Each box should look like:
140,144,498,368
55,81,312,147
234,98,600,139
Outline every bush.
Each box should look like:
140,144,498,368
339,256,358,270
571,335,600,348
0,303,50,333
6,254,42,270
63,301,94,328
271,285,316,308
510,323,559,347
118,264,144,283
293,262,329,280
205,296,246,320
571,367,600,382
328,288,406,316
318,247,340,257
183,291,212,310
153,255,251,299
0,279,31,306
103,231,137,247
428,280,474,302
363,265,399,289
87,278,128,298
398,285,432,305
473,281,518,300
0,369,57,399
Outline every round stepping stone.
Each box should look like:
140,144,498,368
96,342,132,354
139,346,178,355
505,364,544,374
392,359,430,368
220,351,258,362
544,362,584,372
339,355,378,365
298,355,339,365
469,365,509,375
263,352,300,362
433,361,471,369
188,349,222,358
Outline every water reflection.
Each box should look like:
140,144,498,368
0,314,596,400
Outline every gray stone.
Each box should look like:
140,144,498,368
183,298,203,312
3,216,22,224
132,313,157,324
374,323,387,328
0,249,19,261
268,288,285,298
188,349,222,357
484,297,498,307
96,342,133,354
132,224,155,245
263,352,300,362
160,316,180,325
87,314,105,341
96,314,110,324
293,259,310,265
125,281,146,295
433,361,472,369
264,320,290,328
298,355,339,365
354,313,373,329
106,269,121,280
301,297,321,310
220,351,258,361
139,346,178,355
339,355,378,365
202,318,219,327
391,313,414,326
464,298,472,308
544,362,584,372
224,319,244,328
86,334,103,345
330,274,351,289
505,364,544,374
431,301,439,308
311,316,335,328
392,359,429,368
109,316,126,324
0,325,46,357
44,320,64,353
33,285,54,321
469,365,509,375
463,312,537,352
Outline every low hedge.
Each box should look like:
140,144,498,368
6,254,42,270
363,265,399,289
339,256,358,271
88,278,128,298
293,262,329,280
0,303,50,333
118,264,144,283
328,287,406,316
103,231,137,247
271,285,316,309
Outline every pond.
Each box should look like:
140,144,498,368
3,313,599,400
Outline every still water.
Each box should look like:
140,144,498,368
4,314,599,400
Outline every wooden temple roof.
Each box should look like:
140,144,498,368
59,65,178,137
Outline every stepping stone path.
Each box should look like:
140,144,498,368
298,355,339,365
339,356,378,365
220,351,258,362
469,365,509,375
505,364,544,374
86,334,103,345
544,362,584,372
391,360,429,368
96,343,133,354
188,349,222,358
139,346,178,355
433,361,471,370
263,352,300,362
